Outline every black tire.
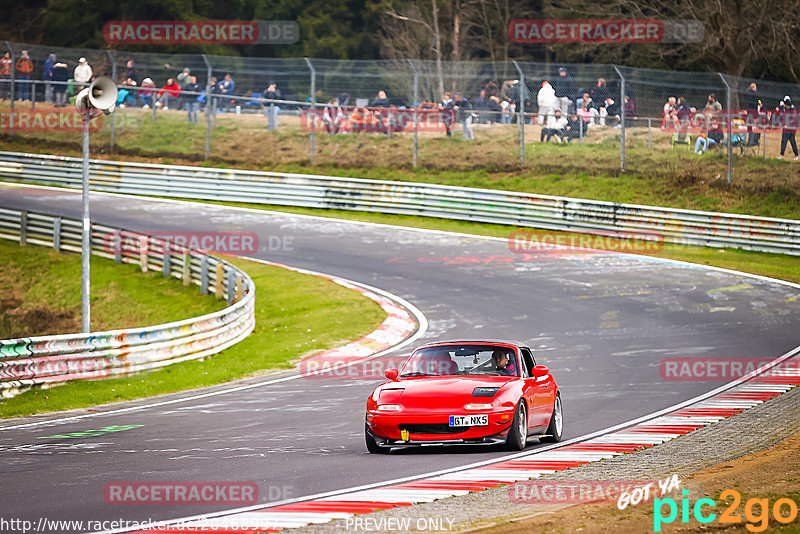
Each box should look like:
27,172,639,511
541,394,563,443
365,423,390,454
505,402,528,451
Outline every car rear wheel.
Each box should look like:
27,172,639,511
541,394,563,443
505,402,527,451
365,423,390,454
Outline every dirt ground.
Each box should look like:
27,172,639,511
481,431,800,534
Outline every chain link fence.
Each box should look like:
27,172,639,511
2,40,799,178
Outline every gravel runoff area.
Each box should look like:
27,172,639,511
291,383,800,534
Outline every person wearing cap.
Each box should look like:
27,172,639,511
176,67,192,110
138,77,155,108
43,53,56,103
124,60,138,84
537,80,556,125
553,67,574,116
15,50,34,101
74,57,92,88
778,96,799,160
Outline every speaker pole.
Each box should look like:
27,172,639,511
81,112,91,333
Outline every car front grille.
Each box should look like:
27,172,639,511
399,424,468,434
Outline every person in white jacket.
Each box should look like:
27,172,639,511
74,57,92,88
540,109,568,142
537,81,556,125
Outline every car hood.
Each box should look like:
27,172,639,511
380,376,514,412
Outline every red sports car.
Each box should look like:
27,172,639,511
365,341,562,453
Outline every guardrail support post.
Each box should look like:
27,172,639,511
613,65,625,172
183,253,191,285
163,248,171,278
202,54,212,160
762,131,767,158
304,58,316,165
215,262,224,298
200,256,209,294
139,236,148,272
512,60,525,166
53,217,61,251
19,211,27,245
114,230,122,263
648,118,652,149
718,73,732,184
227,269,235,304
235,274,243,303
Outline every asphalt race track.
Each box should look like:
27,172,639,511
2,185,799,531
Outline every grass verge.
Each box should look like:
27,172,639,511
0,244,387,419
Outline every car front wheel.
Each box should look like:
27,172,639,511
541,394,563,443
365,423,390,454
505,402,528,451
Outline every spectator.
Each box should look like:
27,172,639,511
778,96,798,160
323,97,345,134
0,52,11,100
349,106,364,133
138,77,155,108
577,95,593,125
541,109,567,142
439,92,455,137
696,93,722,127
15,50,34,101
745,82,760,146
473,89,489,123
564,113,583,142
124,60,138,84
674,96,692,122
576,92,592,110
156,78,181,110
177,67,191,89
484,80,499,99
454,94,474,140
623,95,635,125
205,76,219,111
694,122,724,154
500,79,516,106
537,80,556,125
74,57,92,88
553,67,574,115
602,97,621,127
116,78,136,108
371,90,390,107
218,73,236,112
51,62,69,107
183,75,201,124
662,96,677,130
589,78,609,109
43,53,56,103
500,99,513,124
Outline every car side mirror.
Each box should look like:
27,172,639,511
385,368,399,380
532,365,549,377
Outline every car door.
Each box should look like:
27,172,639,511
517,348,537,431
522,347,554,429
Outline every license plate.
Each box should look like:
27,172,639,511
449,414,488,427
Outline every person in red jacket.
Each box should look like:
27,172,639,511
15,50,34,101
156,78,181,110
778,96,799,160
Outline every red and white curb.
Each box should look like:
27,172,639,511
124,347,800,534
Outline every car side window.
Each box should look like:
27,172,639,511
521,348,535,377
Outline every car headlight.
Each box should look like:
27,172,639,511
464,403,492,410
377,404,402,412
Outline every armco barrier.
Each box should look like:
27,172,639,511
0,151,799,255
0,207,255,397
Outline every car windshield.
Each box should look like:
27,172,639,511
400,345,519,377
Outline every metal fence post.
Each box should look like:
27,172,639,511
718,73,732,184
19,211,27,245
202,54,212,160
6,42,14,135
114,230,122,263
408,59,419,166
613,66,625,172
53,217,61,251
648,118,652,149
200,256,209,294
304,58,316,165
512,60,525,166
163,247,171,278
183,253,191,286
215,262,224,298
227,269,235,304
107,51,116,152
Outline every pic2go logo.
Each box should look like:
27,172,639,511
654,489,798,532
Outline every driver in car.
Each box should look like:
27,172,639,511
492,349,517,376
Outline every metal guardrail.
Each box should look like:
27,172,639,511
0,151,798,255
0,206,255,397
